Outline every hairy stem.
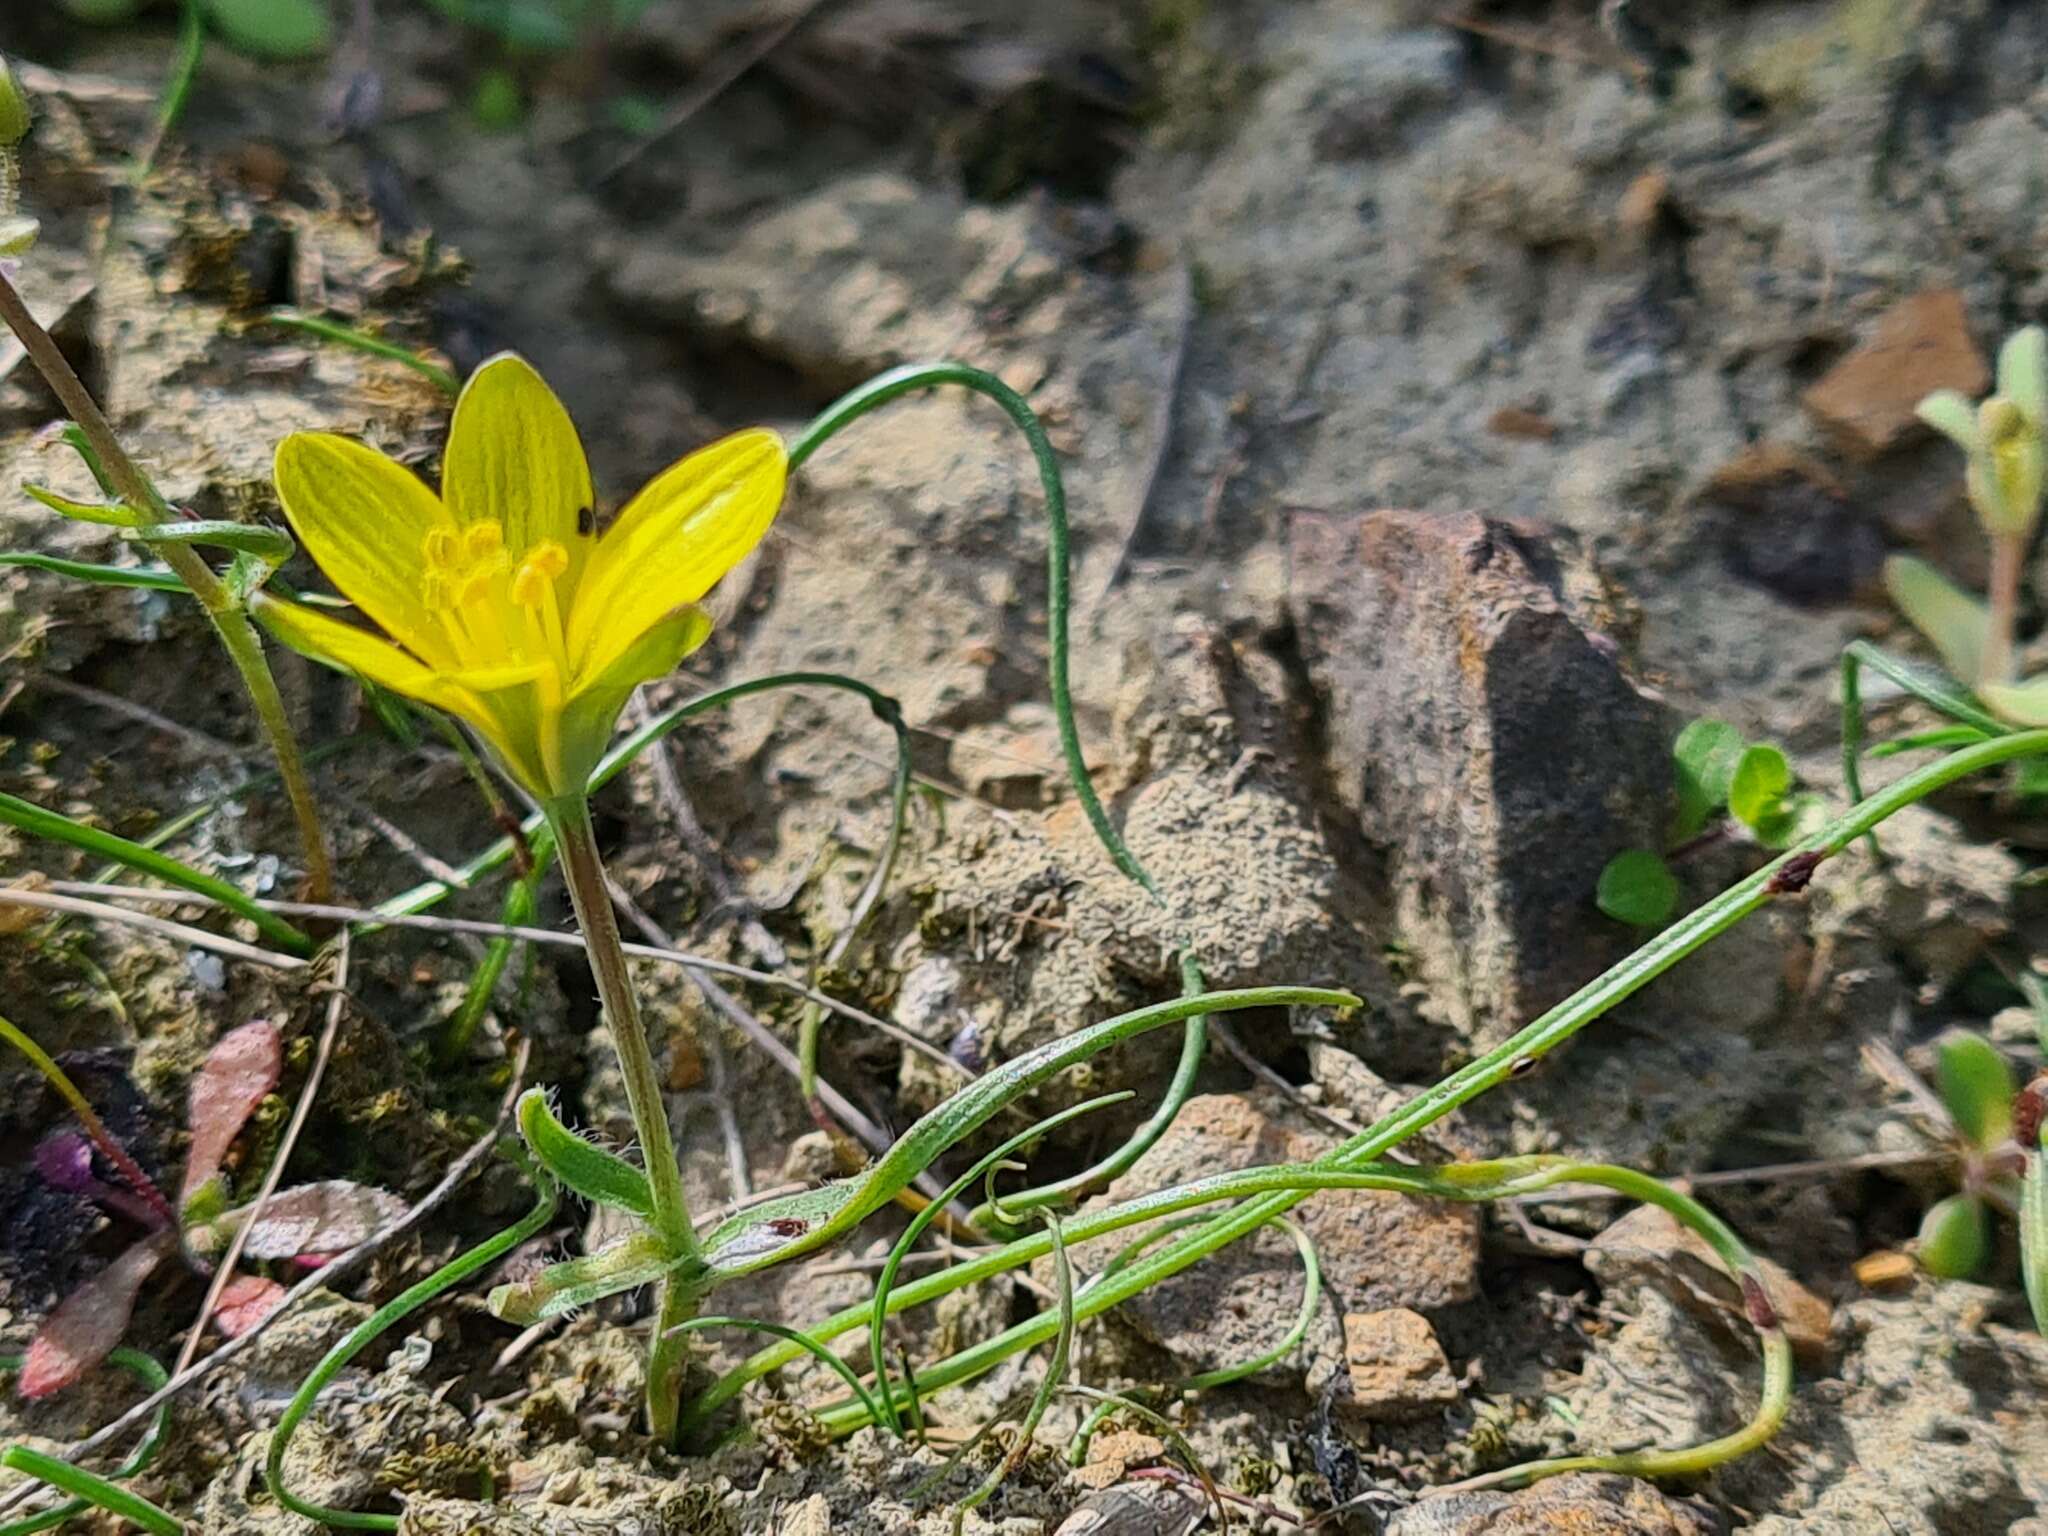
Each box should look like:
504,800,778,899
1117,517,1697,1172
0,270,332,902
546,797,700,1440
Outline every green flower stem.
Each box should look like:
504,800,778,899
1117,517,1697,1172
691,729,2048,1443
788,363,1208,1221
1985,529,2023,687
0,269,332,903
546,796,700,1443
378,672,902,920
266,1168,559,1531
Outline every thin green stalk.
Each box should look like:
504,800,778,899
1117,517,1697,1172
546,797,699,1443
0,269,332,902
692,729,2048,1441
131,0,206,181
0,789,314,955
266,1166,558,1531
435,866,539,1063
0,1013,173,1228
0,1448,179,1536
261,311,460,397
953,1213,1071,1531
789,364,1209,1220
0,1349,169,1536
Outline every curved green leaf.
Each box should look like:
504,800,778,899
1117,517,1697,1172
516,1087,653,1219
24,481,142,527
1935,1030,2014,1149
123,520,293,567
1884,554,1989,688
1917,1192,1990,1279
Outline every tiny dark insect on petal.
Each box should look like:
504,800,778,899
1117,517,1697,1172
1765,850,1825,896
575,505,595,536
1741,1272,1778,1330
766,1217,808,1237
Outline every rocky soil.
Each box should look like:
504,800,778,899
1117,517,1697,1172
0,0,2046,1530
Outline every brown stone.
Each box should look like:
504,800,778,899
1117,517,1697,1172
1487,405,1559,440
1075,1091,1480,1378
1801,289,1989,459
1386,1472,1719,1535
1585,1204,1833,1368
1332,1307,1460,1422
1072,1429,1167,1490
1699,443,1880,607
1617,168,1671,237
1287,509,1670,1048
1853,1249,1917,1292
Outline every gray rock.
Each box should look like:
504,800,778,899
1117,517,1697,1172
1288,508,1670,1052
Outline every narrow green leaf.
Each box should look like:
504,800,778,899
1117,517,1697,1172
1727,744,1792,829
1671,718,1745,838
1867,726,1993,758
0,1446,182,1536
57,425,118,498
0,552,185,592
1596,850,1678,927
23,481,142,527
1916,1192,1991,1279
515,1088,654,1220
1884,554,1989,688
203,0,332,58
1935,1030,2014,1149
123,519,293,566
0,789,313,955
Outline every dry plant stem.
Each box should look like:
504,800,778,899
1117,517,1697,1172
546,797,699,1442
175,933,350,1376
1985,529,2023,686
0,1041,529,1512
0,271,331,901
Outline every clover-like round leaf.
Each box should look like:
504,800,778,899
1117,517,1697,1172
1727,744,1792,829
1752,790,1827,851
1671,718,1745,840
1935,1029,2015,1150
1916,1192,1991,1279
205,0,332,59
1596,849,1678,928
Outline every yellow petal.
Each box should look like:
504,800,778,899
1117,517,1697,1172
273,432,456,666
442,354,596,590
557,605,713,795
567,428,785,685
251,591,469,713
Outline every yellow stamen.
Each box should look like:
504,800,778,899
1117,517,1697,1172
465,520,504,561
423,527,457,569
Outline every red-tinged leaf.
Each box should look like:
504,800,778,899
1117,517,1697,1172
236,1181,405,1259
211,1274,287,1338
17,1232,174,1400
181,1020,282,1206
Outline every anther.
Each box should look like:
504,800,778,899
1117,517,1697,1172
423,528,457,568
464,520,504,561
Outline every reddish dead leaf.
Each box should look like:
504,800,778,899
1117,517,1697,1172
181,1019,282,1206
237,1181,405,1259
17,1231,175,1400
211,1274,287,1338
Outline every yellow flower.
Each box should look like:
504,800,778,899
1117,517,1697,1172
253,354,785,802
